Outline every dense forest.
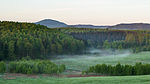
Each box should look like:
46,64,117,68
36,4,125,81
1,21,150,61
0,21,85,60
59,28,150,52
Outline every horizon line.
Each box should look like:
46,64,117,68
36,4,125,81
0,19,150,26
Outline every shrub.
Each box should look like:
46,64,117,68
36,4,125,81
8,60,65,74
85,63,150,76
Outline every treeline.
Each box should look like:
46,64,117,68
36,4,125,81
59,28,150,52
0,60,65,74
0,21,85,60
102,40,150,53
84,63,150,76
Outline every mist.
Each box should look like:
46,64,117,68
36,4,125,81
54,48,132,59
52,48,132,71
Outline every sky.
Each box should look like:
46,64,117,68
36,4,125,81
0,0,150,25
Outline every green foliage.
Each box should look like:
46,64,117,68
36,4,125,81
62,28,150,53
103,40,111,49
133,47,142,53
8,60,65,74
0,21,85,60
58,64,66,73
1,21,150,61
0,61,6,73
114,63,123,76
86,63,150,76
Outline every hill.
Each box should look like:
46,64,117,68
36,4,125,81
35,19,68,28
35,19,150,30
108,23,150,30
35,19,108,29
68,24,108,28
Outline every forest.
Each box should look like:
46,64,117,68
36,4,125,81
0,21,85,60
60,28,150,52
1,21,150,61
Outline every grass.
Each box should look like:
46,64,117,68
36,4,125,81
1,51,150,84
1,75,150,84
52,51,150,71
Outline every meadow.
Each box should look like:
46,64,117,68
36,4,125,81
1,50,150,84
52,51,150,71
1,49,150,84
0,75,150,84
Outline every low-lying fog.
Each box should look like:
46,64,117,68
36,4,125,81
52,49,132,71
54,49,131,59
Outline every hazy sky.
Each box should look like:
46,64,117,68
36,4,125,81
0,0,150,25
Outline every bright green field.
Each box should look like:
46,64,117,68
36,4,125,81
52,51,150,71
1,75,150,84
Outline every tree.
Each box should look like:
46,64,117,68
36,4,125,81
8,41,16,60
114,63,123,76
103,40,111,49
118,44,123,50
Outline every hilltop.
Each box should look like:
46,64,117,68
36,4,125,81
35,19,68,28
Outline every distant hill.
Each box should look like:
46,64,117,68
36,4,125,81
35,19,150,30
108,23,150,30
35,19,108,29
68,24,108,29
35,19,68,28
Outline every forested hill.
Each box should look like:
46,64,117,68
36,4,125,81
108,23,150,30
0,21,85,60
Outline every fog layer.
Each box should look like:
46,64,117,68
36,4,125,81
52,49,132,71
